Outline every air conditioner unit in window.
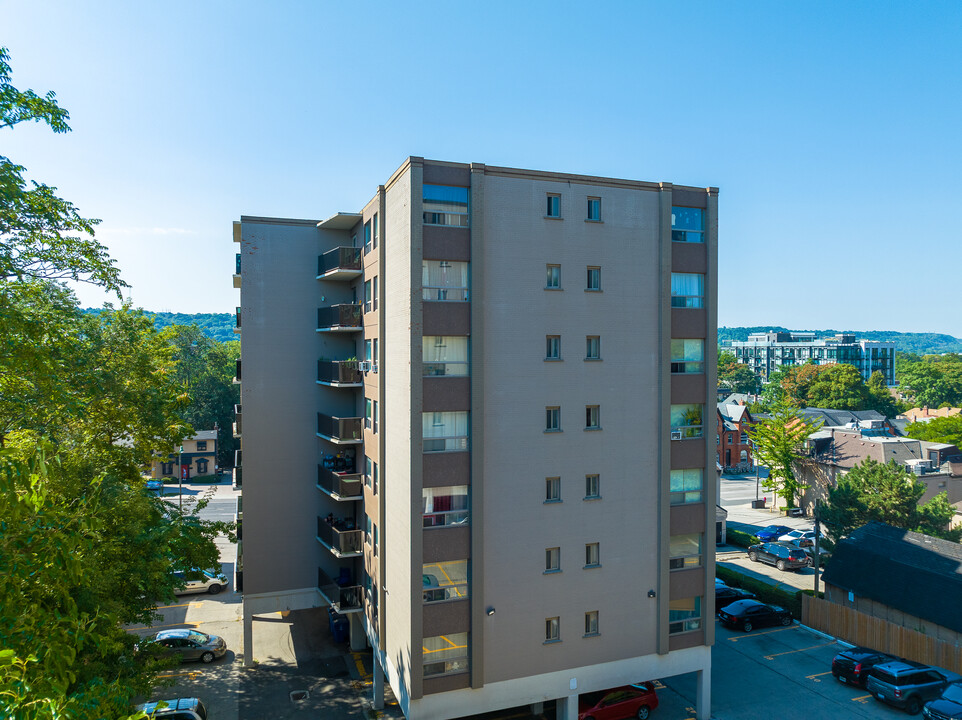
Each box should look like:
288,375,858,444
357,361,371,372
670,431,683,441
371,363,378,373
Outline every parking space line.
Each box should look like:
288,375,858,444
127,621,199,631
727,626,792,641
352,651,370,680
805,671,833,682
154,602,192,610
764,642,835,660
851,694,873,704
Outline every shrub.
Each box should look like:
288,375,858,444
726,528,759,548
716,565,803,618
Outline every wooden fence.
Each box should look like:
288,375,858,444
802,594,962,674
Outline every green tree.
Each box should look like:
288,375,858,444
904,415,962,448
804,363,872,411
718,351,760,393
897,355,962,408
747,403,820,508
866,370,902,417
819,458,960,542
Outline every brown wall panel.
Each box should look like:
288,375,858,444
423,599,471,637
672,188,708,208
668,629,706,652
423,302,471,335
671,242,707,274
670,374,707,405
669,566,706,599
671,308,707,338
423,377,471,412
671,439,706,470
423,673,471,695
423,451,471,488
423,526,471,563
423,227,471,261
423,164,471,187
670,503,707,535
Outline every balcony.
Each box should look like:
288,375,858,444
234,306,241,334
317,247,362,281
234,449,242,468
317,304,362,333
234,359,241,384
317,568,362,614
232,466,242,488
317,466,363,501
233,253,241,288
233,404,242,438
317,413,363,444
317,360,362,387
317,517,363,558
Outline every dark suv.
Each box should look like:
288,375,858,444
831,647,897,687
866,661,962,715
924,682,962,719
747,542,809,571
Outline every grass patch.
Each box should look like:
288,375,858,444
716,564,804,618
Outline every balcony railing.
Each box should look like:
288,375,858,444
232,466,242,488
235,253,241,274
317,247,362,280
423,436,468,453
422,287,469,302
317,360,362,386
234,359,241,383
317,517,363,557
234,449,242,468
317,568,363,614
423,510,470,528
233,404,242,437
317,413,363,444
317,304,362,332
317,466,363,501
235,307,242,332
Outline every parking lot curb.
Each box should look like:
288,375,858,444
798,622,852,648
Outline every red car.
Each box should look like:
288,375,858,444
578,682,659,720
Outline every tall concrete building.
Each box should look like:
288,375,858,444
232,158,718,720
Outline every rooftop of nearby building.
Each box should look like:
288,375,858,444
823,522,962,634
803,427,962,477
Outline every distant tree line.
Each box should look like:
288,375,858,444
83,309,236,343
719,326,962,355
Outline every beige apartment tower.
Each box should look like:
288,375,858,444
232,158,718,720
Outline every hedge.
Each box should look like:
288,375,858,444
716,564,803,618
725,528,759,548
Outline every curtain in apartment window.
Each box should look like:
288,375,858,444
670,273,704,297
422,411,469,439
422,486,468,514
423,260,468,289
423,336,468,363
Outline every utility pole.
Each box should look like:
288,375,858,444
178,444,184,515
813,498,821,596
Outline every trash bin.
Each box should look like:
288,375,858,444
751,499,766,509
331,616,349,643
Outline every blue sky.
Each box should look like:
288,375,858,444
5,2,962,334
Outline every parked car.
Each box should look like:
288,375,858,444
717,599,792,632
146,478,164,492
747,542,809,571
866,660,962,715
754,525,793,542
578,682,659,720
831,647,897,687
140,629,227,664
777,528,822,543
801,544,831,567
136,697,208,719
715,585,756,611
173,569,228,595
924,681,962,719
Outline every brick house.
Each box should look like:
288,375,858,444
717,402,754,470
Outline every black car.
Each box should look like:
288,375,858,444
831,647,897,687
924,681,962,719
747,542,809,571
866,661,962,715
717,599,792,632
715,585,756,611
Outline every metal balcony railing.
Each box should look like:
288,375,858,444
234,359,241,382
235,307,242,329
317,247,362,278
317,568,362,614
316,517,363,557
317,413,362,444
234,449,242,468
317,360,362,386
317,304,362,331
235,253,241,274
317,466,363,501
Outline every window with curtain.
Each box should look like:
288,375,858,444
670,339,704,373
670,273,704,308
669,469,703,504
423,632,469,676
423,185,469,227
422,485,469,527
668,596,701,634
669,533,703,569
422,411,469,452
671,207,704,243
423,336,469,376
422,260,469,301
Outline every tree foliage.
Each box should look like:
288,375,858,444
819,459,960,542
747,403,820,508
897,353,962,409
904,415,962,449
717,351,760,393
755,362,903,416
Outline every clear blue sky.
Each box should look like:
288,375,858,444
6,2,962,335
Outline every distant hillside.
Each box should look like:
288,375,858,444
83,309,236,343
718,327,962,356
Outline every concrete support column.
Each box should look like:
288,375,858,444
349,613,367,651
696,667,711,720
557,693,578,720
243,609,254,668
373,652,385,710
529,702,544,715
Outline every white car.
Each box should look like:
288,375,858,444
173,569,229,595
777,528,821,543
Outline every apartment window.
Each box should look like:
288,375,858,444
423,260,469,301
546,264,561,289
671,207,704,243
423,411,469,452
727,433,733,444
585,542,600,568
671,273,705,308
372,212,379,248
545,547,560,573
671,339,705,374
423,485,469,527
423,185,469,227
365,456,373,488
364,220,372,252
365,514,372,540
372,338,378,367
423,632,469,677
585,474,600,499
423,336,469,376
545,406,561,432
545,617,560,643
365,398,373,429
587,197,601,221
372,276,378,311
584,611,599,637
545,477,561,503
546,194,561,218
423,560,469,603
586,335,601,360
669,469,703,504
585,405,600,430
197,459,208,474
160,463,172,476
196,441,207,451
741,432,749,444
372,460,378,494
670,404,703,439
669,533,703,570
668,596,702,634
365,339,373,363
586,266,601,291
546,335,561,360
364,279,372,313
373,400,379,433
